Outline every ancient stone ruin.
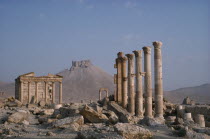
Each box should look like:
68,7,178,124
15,72,63,105
114,41,164,119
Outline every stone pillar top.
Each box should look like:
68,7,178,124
125,54,134,60
117,52,124,58
121,57,127,62
133,50,142,57
142,46,151,54
153,41,163,49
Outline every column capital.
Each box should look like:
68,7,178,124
117,52,124,58
121,57,127,62
125,54,134,60
133,50,142,57
153,41,163,49
143,46,151,54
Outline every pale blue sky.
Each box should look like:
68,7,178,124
0,0,209,90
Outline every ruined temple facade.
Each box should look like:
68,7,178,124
15,72,63,105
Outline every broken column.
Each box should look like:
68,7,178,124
153,41,164,118
133,50,144,117
143,46,153,118
121,56,128,109
116,52,124,104
195,114,205,127
126,54,135,115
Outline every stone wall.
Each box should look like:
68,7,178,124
185,105,210,122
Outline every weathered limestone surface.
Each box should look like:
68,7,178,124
80,105,108,123
153,41,164,118
143,47,153,118
195,114,205,127
114,123,153,139
8,110,29,123
133,50,144,117
116,52,124,104
107,101,132,123
126,54,135,115
15,72,63,105
121,57,128,109
52,115,84,129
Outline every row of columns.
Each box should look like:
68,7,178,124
115,41,164,118
20,81,62,104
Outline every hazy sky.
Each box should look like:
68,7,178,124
0,0,209,91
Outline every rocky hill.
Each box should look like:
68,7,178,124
56,60,114,103
164,84,210,104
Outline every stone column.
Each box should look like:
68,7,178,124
20,81,23,102
35,82,38,103
59,82,63,104
195,114,205,127
153,41,164,118
143,46,153,118
121,56,128,109
126,54,135,115
52,82,55,104
116,52,124,104
28,82,31,103
133,50,144,117
45,82,48,103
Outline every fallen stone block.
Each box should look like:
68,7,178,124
7,110,29,123
6,99,22,107
80,105,108,123
140,117,165,127
107,101,132,123
114,123,153,139
52,115,84,129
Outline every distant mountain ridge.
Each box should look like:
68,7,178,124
164,83,210,104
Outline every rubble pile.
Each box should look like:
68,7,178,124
0,96,210,139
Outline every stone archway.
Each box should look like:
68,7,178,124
99,88,109,101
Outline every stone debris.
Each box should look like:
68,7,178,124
114,123,153,139
7,110,29,123
80,105,108,123
107,101,132,123
46,131,56,136
52,115,84,129
183,97,195,105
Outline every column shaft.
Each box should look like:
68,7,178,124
35,82,38,103
121,57,128,109
133,50,144,117
45,82,48,103
52,82,55,103
126,54,135,115
143,47,153,118
153,41,164,118
116,52,123,104
59,82,62,104
20,81,23,102
28,82,31,103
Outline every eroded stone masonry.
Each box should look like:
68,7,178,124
114,41,164,119
15,72,63,105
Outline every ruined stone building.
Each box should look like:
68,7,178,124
15,72,63,105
